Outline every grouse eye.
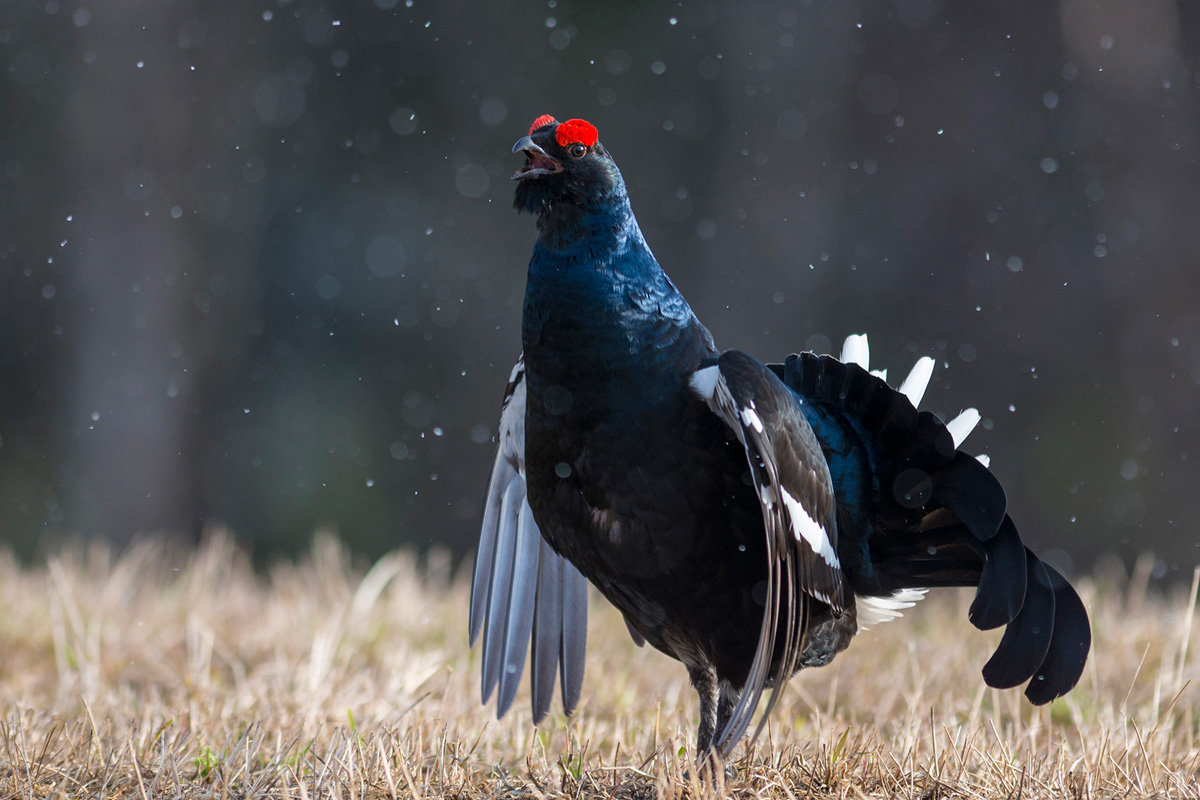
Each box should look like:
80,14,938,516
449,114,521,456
568,143,587,158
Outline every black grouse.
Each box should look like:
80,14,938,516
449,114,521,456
469,114,1091,760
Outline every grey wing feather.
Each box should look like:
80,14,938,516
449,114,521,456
469,355,590,721
496,499,540,715
469,452,514,646
559,557,589,715
530,537,563,722
480,478,524,704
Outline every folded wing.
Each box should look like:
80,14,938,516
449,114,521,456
690,349,847,756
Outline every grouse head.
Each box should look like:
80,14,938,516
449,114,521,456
511,115,626,227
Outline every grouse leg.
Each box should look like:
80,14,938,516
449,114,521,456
687,663,719,757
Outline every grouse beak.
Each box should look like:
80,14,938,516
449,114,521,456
512,136,562,180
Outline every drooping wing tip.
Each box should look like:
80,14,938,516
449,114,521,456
530,537,563,724
560,559,589,715
480,479,525,706
478,493,593,723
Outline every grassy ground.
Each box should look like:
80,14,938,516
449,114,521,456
0,532,1197,799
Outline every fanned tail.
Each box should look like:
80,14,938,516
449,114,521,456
773,346,1090,704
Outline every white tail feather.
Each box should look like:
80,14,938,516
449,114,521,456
856,588,928,631
840,334,870,370
898,357,935,408
946,408,981,448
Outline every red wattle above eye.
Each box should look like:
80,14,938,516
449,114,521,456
555,119,598,148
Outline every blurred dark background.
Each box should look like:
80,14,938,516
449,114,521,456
2,0,1198,578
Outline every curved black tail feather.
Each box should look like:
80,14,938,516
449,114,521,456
1024,561,1091,704
968,517,1027,631
982,551,1055,690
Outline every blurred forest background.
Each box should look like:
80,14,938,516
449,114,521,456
1,0,1198,579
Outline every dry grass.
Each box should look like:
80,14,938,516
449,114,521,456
0,532,1197,799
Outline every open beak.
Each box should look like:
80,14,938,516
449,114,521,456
511,136,562,180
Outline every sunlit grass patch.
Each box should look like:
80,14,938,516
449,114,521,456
0,532,1197,798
